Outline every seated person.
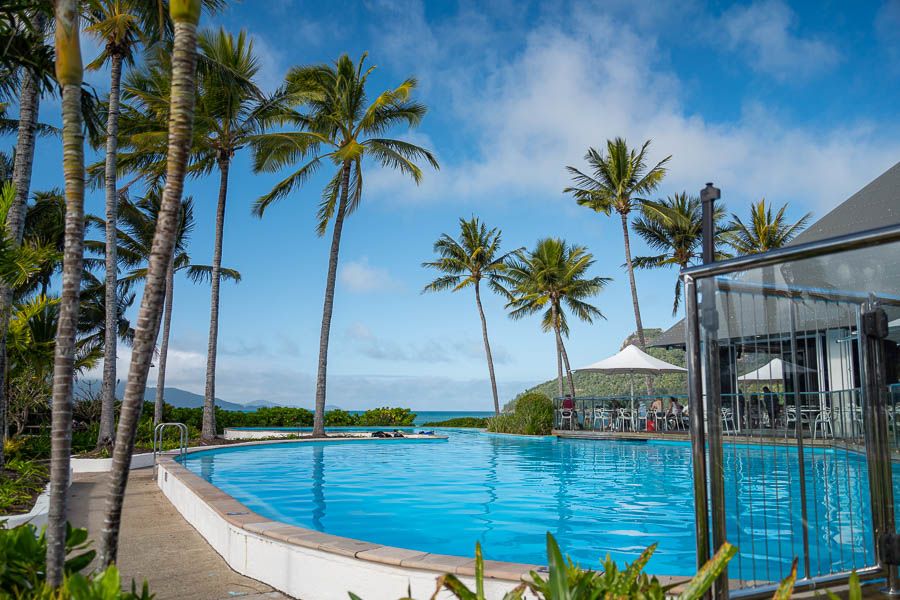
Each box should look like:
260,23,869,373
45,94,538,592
560,395,578,428
649,397,664,413
668,396,684,416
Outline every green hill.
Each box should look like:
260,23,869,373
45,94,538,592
518,329,688,403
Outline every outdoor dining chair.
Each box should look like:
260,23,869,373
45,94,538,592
813,407,834,439
653,410,667,432
559,409,575,430
721,407,736,434
636,406,648,431
592,407,612,431
616,408,635,432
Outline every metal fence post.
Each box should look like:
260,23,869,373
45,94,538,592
686,275,710,574
788,302,813,580
701,279,728,600
859,304,899,595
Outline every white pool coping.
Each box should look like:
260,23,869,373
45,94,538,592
155,437,555,600
70,451,155,473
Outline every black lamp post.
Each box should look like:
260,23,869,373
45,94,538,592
700,182,721,265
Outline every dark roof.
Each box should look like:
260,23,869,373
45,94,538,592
649,320,685,348
789,160,900,245
648,160,900,349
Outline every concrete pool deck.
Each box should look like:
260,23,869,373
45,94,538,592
70,469,290,600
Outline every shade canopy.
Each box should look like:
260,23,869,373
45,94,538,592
576,344,687,375
738,358,814,382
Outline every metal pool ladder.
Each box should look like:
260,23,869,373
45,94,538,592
153,422,188,471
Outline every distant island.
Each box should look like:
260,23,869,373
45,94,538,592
74,379,345,413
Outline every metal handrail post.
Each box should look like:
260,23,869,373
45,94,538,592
859,304,899,595
789,302,813,580
686,275,711,574
701,281,728,600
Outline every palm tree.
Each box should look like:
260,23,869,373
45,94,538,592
252,53,438,437
724,198,811,255
97,0,202,570
632,192,729,314
192,27,267,441
504,239,610,398
564,138,670,350
46,0,85,587
104,192,240,424
422,217,519,415
84,0,149,449
101,27,261,441
0,6,52,469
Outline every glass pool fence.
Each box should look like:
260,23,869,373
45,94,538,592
683,224,900,598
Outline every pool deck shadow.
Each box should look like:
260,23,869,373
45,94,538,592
69,469,293,600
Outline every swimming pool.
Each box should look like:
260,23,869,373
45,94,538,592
180,429,879,581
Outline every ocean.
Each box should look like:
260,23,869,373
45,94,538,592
349,410,494,426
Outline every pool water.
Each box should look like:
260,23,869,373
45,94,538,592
181,430,879,580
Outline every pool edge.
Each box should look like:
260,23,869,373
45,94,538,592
155,442,551,600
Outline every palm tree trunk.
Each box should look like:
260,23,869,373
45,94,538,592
551,303,564,398
202,157,229,441
474,281,500,415
620,211,645,347
154,256,175,426
620,212,654,394
46,3,85,583
312,161,351,437
559,337,576,398
98,52,124,450
0,57,42,468
97,8,200,568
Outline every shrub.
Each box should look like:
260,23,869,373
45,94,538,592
350,533,738,600
421,417,489,428
487,392,553,435
0,522,151,599
356,407,416,426
324,409,357,426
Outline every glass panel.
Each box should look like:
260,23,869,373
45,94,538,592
695,238,900,590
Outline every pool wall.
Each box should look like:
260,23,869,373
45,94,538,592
155,440,542,600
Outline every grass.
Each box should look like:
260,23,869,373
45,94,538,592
0,458,49,515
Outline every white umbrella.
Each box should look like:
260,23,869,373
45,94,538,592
738,358,814,383
576,345,686,415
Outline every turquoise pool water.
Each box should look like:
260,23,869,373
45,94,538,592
181,430,878,581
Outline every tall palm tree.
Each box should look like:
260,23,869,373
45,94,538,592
46,0,85,587
422,217,519,415
632,192,729,314
504,239,610,398
104,27,262,441
724,198,811,255
192,28,266,441
97,0,202,570
104,192,240,424
0,6,52,469
85,0,149,450
252,53,438,437
564,138,670,349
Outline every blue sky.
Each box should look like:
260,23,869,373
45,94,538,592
8,0,900,410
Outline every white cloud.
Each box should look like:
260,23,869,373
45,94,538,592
343,322,511,365
87,343,531,410
248,32,286,94
366,8,899,216
338,258,401,293
719,0,841,80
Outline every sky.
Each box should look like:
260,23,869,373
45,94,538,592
7,0,900,411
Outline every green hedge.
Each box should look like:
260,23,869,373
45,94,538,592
487,392,553,435
421,417,489,428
